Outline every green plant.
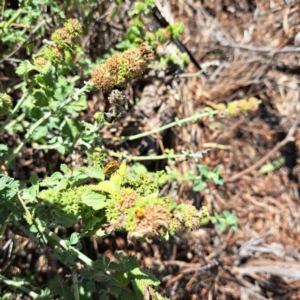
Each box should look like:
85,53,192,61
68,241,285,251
205,210,239,232
0,12,211,298
0,3,261,297
164,163,224,191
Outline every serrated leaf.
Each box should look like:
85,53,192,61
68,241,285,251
111,271,130,286
31,125,48,141
16,60,36,76
33,89,49,106
60,164,72,176
56,213,78,227
80,269,94,280
131,267,160,286
61,117,81,139
81,166,105,181
83,212,106,233
40,172,64,188
81,189,107,210
21,174,39,203
0,175,19,199
90,181,116,194
63,94,87,117
93,271,110,283
92,260,105,270
117,289,139,300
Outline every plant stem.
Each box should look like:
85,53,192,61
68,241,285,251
1,0,6,16
4,8,22,29
72,272,80,300
43,226,93,266
108,149,210,161
5,83,90,166
3,112,26,132
0,274,41,299
110,110,218,142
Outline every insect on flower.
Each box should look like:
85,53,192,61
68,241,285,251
103,160,120,175
135,209,144,218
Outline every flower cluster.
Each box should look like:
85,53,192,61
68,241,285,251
35,19,82,67
217,97,260,116
91,43,154,93
90,163,209,242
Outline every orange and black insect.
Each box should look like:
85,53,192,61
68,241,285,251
163,197,171,203
135,209,144,218
139,174,144,180
103,161,120,175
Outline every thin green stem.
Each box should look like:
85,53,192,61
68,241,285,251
14,220,41,244
43,226,93,266
108,149,210,161
1,0,6,17
109,110,218,142
72,272,80,300
3,112,26,132
5,83,91,166
0,274,41,299
4,8,22,29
